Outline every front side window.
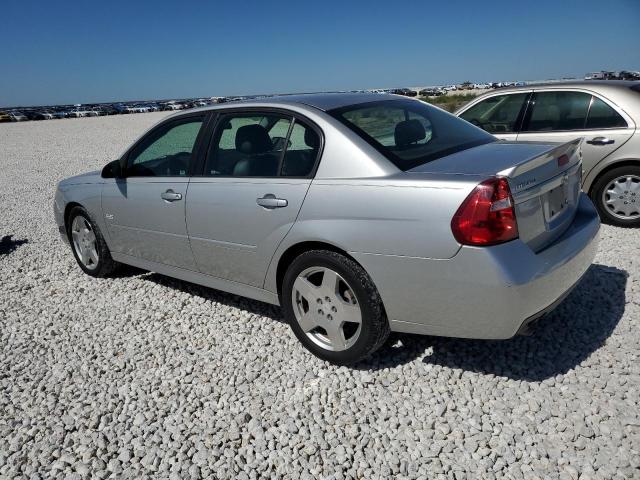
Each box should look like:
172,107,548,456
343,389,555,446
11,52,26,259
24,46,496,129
586,97,627,129
459,93,528,133
331,99,494,171
524,91,591,132
127,116,204,177
205,113,320,177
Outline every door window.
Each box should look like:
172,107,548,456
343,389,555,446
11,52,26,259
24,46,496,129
281,122,320,177
126,116,204,177
205,113,320,177
586,97,627,129
524,91,591,132
459,93,528,133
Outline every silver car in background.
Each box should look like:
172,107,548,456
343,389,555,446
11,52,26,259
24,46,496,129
54,93,599,364
456,81,640,227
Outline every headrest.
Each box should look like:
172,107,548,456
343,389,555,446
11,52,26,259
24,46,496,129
394,119,426,147
304,128,319,149
235,124,273,154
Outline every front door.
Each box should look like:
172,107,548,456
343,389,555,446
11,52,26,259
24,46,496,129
516,91,635,175
186,111,321,287
102,114,207,269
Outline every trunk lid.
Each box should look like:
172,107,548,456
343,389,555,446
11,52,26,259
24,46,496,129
408,139,583,252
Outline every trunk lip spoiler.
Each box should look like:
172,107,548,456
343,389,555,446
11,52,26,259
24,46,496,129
496,138,583,179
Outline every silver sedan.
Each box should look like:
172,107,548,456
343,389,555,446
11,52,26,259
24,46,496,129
54,93,600,364
457,80,640,227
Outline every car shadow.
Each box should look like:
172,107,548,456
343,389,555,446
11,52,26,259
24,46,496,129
0,235,28,255
126,264,626,380
142,272,284,321
357,264,628,380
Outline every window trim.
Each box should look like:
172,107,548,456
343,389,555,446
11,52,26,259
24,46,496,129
196,106,325,179
119,112,212,178
519,89,630,134
457,90,533,134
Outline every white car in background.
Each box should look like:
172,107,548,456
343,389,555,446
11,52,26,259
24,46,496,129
457,80,640,227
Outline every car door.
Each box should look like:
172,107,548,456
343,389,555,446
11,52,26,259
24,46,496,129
516,90,635,174
186,110,322,287
457,91,531,141
102,113,208,269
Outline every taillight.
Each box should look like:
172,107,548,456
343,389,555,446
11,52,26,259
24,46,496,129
451,177,518,246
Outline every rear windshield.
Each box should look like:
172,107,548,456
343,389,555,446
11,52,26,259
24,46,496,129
329,99,495,171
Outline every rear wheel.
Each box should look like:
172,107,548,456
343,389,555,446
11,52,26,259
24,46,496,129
68,206,119,277
281,250,390,365
591,165,640,227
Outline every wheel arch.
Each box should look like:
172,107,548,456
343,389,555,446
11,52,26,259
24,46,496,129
273,241,362,299
63,202,84,231
586,158,640,195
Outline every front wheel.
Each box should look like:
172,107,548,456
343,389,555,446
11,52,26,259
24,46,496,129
67,206,119,277
281,250,390,365
591,165,640,227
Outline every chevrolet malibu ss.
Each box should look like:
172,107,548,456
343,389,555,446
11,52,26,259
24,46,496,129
54,93,600,365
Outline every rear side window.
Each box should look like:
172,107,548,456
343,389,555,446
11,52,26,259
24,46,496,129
459,93,528,133
524,91,591,132
204,113,320,177
205,114,292,177
330,100,494,171
586,97,627,129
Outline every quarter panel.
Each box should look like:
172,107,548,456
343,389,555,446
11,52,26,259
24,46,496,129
263,175,477,293
57,182,107,238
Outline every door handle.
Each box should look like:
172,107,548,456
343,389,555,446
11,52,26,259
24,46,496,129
257,194,288,209
161,189,182,202
586,137,615,145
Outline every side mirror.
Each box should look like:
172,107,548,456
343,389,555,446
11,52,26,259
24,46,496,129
101,159,123,178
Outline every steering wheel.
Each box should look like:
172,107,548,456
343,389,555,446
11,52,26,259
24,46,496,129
469,118,487,129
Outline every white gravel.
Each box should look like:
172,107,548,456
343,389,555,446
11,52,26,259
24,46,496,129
1,113,639,480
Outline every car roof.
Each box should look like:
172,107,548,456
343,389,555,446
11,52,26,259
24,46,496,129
486,80,640,93
192,92,394,113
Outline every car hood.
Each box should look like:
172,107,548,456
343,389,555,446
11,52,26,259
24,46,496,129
58,170,102,187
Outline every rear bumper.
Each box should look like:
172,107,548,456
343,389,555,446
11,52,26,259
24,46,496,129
352,193,600,339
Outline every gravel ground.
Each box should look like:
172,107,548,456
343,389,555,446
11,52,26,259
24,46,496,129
1,113,639,480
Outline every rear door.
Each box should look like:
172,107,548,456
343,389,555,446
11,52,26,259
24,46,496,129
102,113,208,269
186,110,322,287
516,89,635,175
457,91,531,141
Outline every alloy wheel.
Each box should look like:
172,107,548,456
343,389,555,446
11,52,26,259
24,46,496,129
71,215,99,270
291,266,362,352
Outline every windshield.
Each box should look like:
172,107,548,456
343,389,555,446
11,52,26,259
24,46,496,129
329,99,495,171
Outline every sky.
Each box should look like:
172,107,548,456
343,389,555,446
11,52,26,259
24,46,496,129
1,0,639,107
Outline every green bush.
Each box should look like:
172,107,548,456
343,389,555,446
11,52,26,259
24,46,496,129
419,94,477,113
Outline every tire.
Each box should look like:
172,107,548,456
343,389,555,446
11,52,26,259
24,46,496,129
590,165,640,228
67,206,119,277
281,250,390,365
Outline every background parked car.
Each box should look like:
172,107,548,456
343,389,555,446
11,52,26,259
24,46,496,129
391,88,417,97
8,111,28,121
456,80,640,227
32,110,55,120
419,88,445,97
0,111,11,122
